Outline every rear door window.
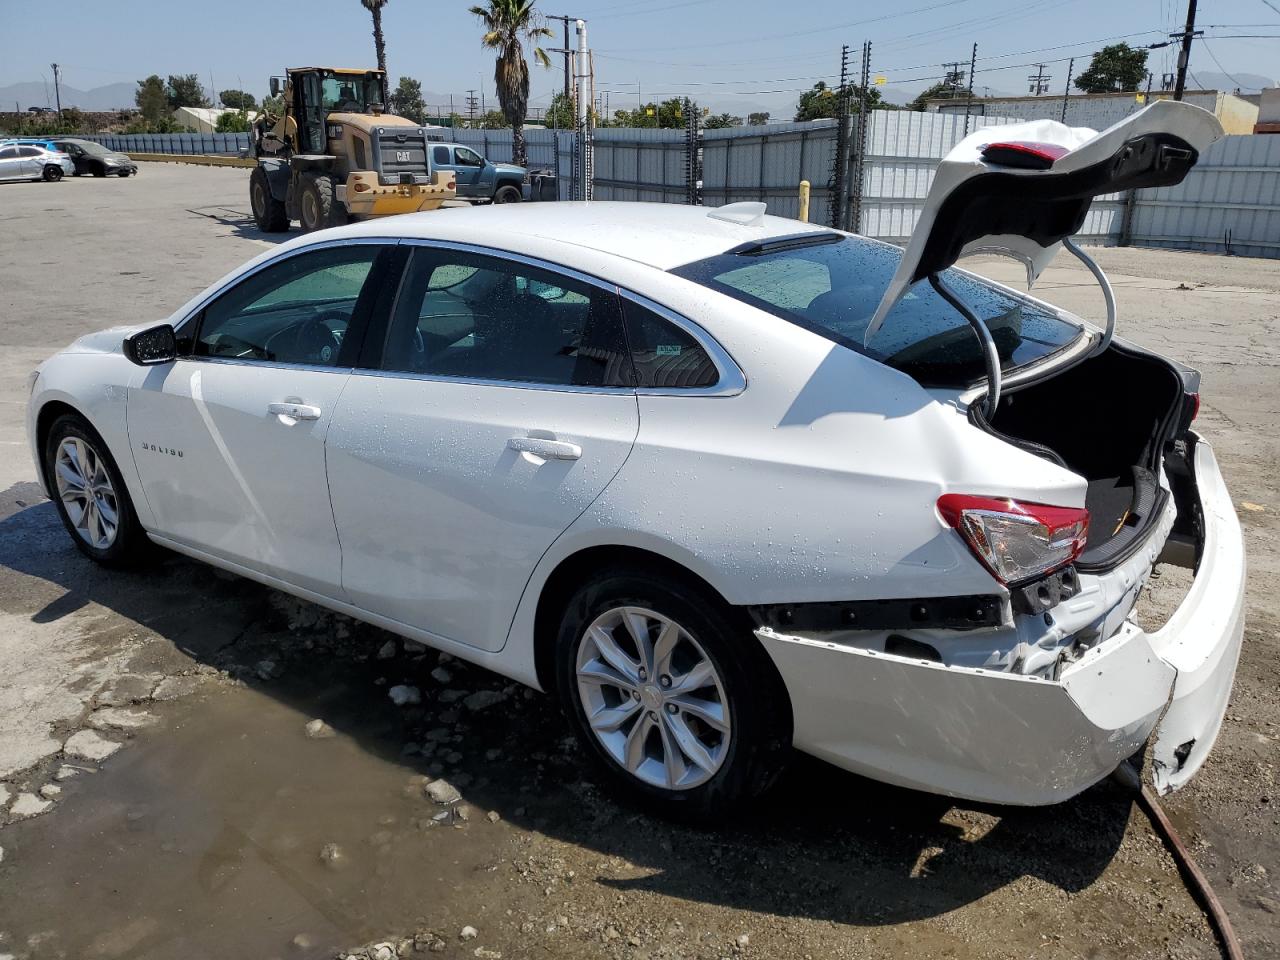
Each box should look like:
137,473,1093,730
381,248,631,388
672,235,1082,386
622,301,718,389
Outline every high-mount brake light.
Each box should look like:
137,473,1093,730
980,141,1070,170
937,494,1089,585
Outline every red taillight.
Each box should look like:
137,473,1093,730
1188,392,1200,422
980,141,1070,170
937,494,1089,585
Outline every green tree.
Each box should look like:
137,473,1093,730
469,0,552,166
1075,42,1149,93
703,112,740,129
361,0,391,75
166,74,210,109
908,81,956,111
747,111,770,125
135,75,170,124
545,91,575,129
215,111,251,132
794,80,884,121
219,89,257,111
480,109,510,128
389,76,426,122
260,92,284,117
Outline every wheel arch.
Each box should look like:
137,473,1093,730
530,543,752,696
34,398,91,498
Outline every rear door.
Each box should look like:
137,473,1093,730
0,147,23,181
325,243,639,651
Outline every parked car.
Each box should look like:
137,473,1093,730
49,138,138,177
26,101,1242,817
429,142,525,203
0,143,74,182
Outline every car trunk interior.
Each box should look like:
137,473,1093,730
975,343,1187,569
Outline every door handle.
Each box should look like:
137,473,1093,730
267,401,322,421
507,436,582,461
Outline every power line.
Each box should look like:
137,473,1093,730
1198,38,1250,88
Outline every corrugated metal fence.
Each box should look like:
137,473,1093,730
82,117,1280,258
1129,134,1280,258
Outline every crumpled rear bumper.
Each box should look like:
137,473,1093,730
757,434,1244,806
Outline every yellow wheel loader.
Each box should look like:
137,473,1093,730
249,67,455,233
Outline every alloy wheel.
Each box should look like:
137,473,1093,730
54,437,119,549
575,605,732,790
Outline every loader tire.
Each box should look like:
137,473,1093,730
298,172,346,232
250,166,290,233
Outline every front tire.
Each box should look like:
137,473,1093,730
298,172,345,232
555,567,791,819
44,414,150,565
43,165,63,182
493,184,522,204
250,166,290,232
91,163,106,177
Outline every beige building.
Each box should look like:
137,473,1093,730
927,89,1260,135
171,106,260,133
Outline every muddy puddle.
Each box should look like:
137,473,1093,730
0,667,534,959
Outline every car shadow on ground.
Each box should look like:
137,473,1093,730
0,486,1133,928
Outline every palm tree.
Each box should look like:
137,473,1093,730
361,0,390,76
469,0,552,167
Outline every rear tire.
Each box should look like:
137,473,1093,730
494,184,522,204
298,172,345,232
44,414,151,566
250,166,290,233
554,566,791,820
91,163,106,177
43,165,63,182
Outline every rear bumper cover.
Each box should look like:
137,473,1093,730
758,435,1244,805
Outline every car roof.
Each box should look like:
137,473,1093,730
322,201,839,271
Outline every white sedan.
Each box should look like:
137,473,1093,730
27,101,1244,816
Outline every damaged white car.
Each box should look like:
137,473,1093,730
28,100,1243,816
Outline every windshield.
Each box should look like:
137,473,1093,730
671,235,1083,386
318,72,383,112
68,140,110,156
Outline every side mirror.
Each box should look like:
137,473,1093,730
123,324,178,366
270,76,281,98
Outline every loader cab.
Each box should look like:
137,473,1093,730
282,67,388,154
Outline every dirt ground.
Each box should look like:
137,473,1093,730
0,164,1276,960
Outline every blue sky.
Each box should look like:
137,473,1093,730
4,0,1277,116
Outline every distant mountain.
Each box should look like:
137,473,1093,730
0,80,138,111
1191,71,1276,93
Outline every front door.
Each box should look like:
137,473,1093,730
325,244,639,651
450,146,486,196
127,242,392,597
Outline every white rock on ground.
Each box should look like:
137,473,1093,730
460,926,479,941
9,792,53,820
88,707,157,732
430,666,452,684
63,729,122,762
0,783,10,808
304,718,336,739
403,639,428,653
53,765,84,781
425,779,461,804
377,640,397,659
388,685,421,706
38,784,61,799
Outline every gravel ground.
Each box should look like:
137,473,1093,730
0,165,1276,960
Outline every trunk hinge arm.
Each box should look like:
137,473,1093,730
1062,237,1116,357
928,272,1002,420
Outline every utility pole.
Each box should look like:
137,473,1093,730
943,62,965,98
546,14,578,100
466,89,478,125
1027,63,1050,96
963,42,977,134
50,63,62,116
574,18,592,200
831,44,851,230
1172,0,1201,101
1061,58,1075,123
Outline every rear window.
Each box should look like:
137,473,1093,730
671,235,1082,385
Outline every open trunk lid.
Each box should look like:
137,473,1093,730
866,100,1224,350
